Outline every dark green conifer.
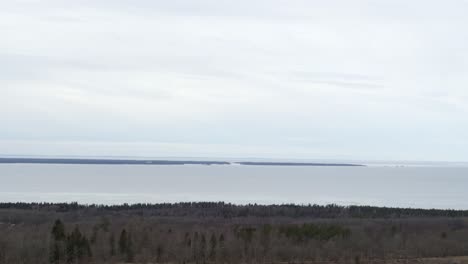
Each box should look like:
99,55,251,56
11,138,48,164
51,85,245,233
109,233,116,256
51,219,66,241
118,229,128,255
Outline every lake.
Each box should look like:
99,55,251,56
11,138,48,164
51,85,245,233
0,164,467,209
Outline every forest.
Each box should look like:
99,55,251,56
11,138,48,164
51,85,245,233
1,202,468,264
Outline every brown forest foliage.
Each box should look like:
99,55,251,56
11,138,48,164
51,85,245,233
0,202,468,263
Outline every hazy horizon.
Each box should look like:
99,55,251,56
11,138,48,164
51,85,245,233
3,153,468,167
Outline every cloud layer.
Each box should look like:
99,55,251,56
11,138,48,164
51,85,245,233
2,0,468,161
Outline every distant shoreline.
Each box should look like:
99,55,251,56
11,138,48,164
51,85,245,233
0,157,364,167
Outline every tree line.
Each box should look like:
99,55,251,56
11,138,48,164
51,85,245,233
0,202,467,218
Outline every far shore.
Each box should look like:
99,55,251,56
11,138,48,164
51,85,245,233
0,157,365,166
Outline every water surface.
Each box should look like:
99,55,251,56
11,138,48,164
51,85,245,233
0,164,466,209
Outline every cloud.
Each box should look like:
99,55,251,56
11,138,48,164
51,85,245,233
1,0,468,161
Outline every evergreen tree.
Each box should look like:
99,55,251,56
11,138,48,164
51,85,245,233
209,233,217,260
192,232,199,260
50,219,66,264
82,236,92,259
125,232,134,263
184,232,191,247
64,225,92,263
199,234,206,261
90,225,98,244
109,233,116,256
49,242,61,264
118,229,128,255
219,233,227,262
51,219,66,241
65,234,75,264
156,244,164,263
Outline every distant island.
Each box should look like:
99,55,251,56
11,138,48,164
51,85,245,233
0,157,364,166
236,161,364,166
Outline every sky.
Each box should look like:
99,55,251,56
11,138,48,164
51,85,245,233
2,0,468,161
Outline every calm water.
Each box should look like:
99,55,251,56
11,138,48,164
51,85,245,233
0,164,467,209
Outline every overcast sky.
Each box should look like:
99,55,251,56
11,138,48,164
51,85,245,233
2,0,468,161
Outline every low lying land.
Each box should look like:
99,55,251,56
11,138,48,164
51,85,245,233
1,202,468,263
0,158,364,166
